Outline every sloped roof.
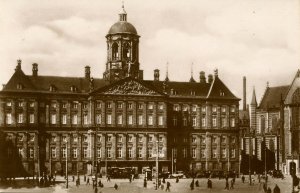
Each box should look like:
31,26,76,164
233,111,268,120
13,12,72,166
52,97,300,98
259,86,289,110
2,68,107,94
206,76,239,100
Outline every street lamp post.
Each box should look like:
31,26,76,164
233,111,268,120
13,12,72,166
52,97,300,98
249,135,252,185
66,140,68,189
156,140,159,190
264,136,267,184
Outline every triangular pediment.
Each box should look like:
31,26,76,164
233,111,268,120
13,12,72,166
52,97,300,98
92,78,165,96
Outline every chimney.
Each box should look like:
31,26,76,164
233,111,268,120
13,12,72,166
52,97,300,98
154,69,160,81
15,59,22,71
243,76,246,111
208,74,213,84
199,71,206,83
32,63,38,77
214,69,218,77
85,66,90,79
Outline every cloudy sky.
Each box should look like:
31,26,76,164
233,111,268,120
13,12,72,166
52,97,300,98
0,0,299,106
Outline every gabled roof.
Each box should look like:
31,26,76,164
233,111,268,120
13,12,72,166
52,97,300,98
4,69,36,91
259,85,289,110
206,76,239,100
91,77,166,96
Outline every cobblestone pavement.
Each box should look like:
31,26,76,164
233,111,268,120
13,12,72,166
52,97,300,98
0,175,294,193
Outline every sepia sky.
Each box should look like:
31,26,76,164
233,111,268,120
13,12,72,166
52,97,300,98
0,0,299,107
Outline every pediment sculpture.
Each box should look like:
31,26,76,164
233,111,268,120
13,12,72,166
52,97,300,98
103,80,158,95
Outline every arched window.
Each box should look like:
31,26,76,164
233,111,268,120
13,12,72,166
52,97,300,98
123,43,130,59
112,43,119,60
271,116,278,133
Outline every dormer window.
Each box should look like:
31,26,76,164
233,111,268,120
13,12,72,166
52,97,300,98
191,91,196,95
70,86,77,92
6,101,12,107
17,83,23,90
220,90,225,96
49,85,56,92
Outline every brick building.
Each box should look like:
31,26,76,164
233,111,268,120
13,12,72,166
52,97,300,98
0,5,240,178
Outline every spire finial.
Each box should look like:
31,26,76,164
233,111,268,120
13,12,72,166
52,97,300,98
251,86,257,106
119,0,127,21
189,62,196,83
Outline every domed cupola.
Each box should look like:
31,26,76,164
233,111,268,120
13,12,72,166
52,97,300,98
104,4,141,83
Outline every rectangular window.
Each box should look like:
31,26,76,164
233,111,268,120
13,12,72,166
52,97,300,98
128,103,133,109
107,136,112,142
96,102,101,108
83,135,88,142
158,104,163,110
72,102,78,109
201,106,206,113
138,115,143,125
62,102,67,108
138,136,143,142
6,113,12,125
83,114,88,125
192,116,197,126
192,148,196,158
148,104,153,110
107,114,112,124
18,113,23,123
51,147,56,158
117,102,123,109
18,101,23,107
138,148,142,158
230,106,235,113
107,102,111,109
118,136,123,142
183,117,187,126
73,135,78,142
159,136,163,142
148,115,153,125
231,137,236,144
106,147,111,158
158,116,163,126
29,148,34,158
221,136,226,144
213,136,217,143
62,147,66,158
29,102,34,107
201,149,205,158
159,147,163,157
128,115,133,125
29,114,34,123
231,149,235,158
222,148,227,158
230,118,235,127
192,105,197,112
221,107,226,113
128,147,133,158
183,148,187,158
212,116,217,127
117,147,123,158
173,148,177,158
83,103,88,109
148,148,153,158
62,136,67,142
173,116,177,126
6,101,12,107
51,114,56,124
83,147,88,158
148,136,153,142
183,105,188,111
212,148,217,158
117,115,123,124
192,136,197,143
62,114,67,125
72,148,77,158
221,117,226,127
138,103,143,109
212,106,217,112
96,114,101,124
72,114,78,125
97,147,101,158
97,135,101,143
201,136,206,144
174,105,179,111
128,135,133,142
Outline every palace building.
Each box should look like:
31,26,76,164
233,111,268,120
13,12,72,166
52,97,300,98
0,5,240,178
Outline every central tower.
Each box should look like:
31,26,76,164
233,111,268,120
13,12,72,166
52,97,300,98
103,5,141,83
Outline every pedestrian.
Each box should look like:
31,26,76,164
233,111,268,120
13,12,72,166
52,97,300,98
207,178,212,189
87,177,90,185
273,184,280,193
242,175,245,183
176,177,179,183
72,175,75,182
166,181,171,192
107,175,111,182
225,179,229,190
162,177,166,184
161,184,164,190
143,178,147,188
267,187,271,193
76,179,79,187
258,174,261,183
84,175,86,182
263,183,267,193
190,180,194,190
114,183,118,190
230,179,234,189
195,180,199,187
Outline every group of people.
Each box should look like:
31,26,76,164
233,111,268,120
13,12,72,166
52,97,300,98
224,176,235,190
190,178,200,190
